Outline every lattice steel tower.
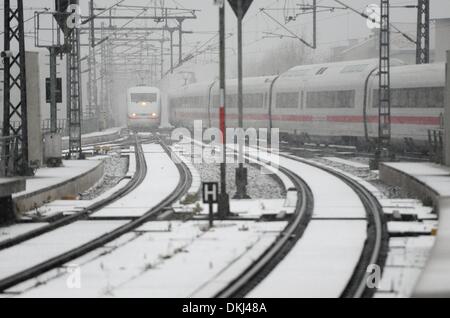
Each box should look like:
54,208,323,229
378,0,391,150
2,0,31,176
86,0,98,122
66,25,83,159
416,0,430,64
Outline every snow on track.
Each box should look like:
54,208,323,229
248,220,367,298
0,221,128,282
245,149,368,297
91,144,180,218
16,221,286,298
0,224,48,244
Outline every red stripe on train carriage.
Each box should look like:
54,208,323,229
175,112,440,126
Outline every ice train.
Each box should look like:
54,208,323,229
168,59,445,150
127,86,161,130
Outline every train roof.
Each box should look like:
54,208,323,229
128,86,160,93
386,62,445,87
225,75,278,86
281,58,406,78
168,59,445,96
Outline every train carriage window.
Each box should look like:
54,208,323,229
226,94,237,108
306,90,355,108
372,90,379,108
184,97,190,108
181,97,188,108
373,87,444,108
212,95,220,108
130,93,157,103
430,87,444,108
193,96,198,107
408,89,417,108
276,92,299,108
392,89,408,108
417,88,430,108
243,93,264,108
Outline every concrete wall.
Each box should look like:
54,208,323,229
445,51,450,166
13,160,104,213
379,164,441,211
26,51,43,166
435,19,450,63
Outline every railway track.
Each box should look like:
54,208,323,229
0,135,142,251
285,156,388,298
0,137,192,293
215,165,314,298
214,145,387,298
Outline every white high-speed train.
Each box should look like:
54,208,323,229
168,59,445,150
127,86,161,130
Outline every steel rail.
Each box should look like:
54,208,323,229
215,156,314,298
215,146,386,298
0,138,191,292
281,154,388,298
0,135,142,251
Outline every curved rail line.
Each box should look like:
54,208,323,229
0,139,192,293
215,161,315,298
290,157,388,298
0,135,144,251
215,147,387,298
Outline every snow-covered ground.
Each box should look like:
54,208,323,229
249,220,367,298
0,223,48,244
2,137,440,298
303,155,438,298
22,149,134,221
13,160,102,199
11,221,287,298
91,143,180,218
61,127,123,141
80,152,128,200
0,220,128,282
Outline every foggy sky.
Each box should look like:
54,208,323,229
2,0,450,60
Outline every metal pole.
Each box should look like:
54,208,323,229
235,0,249,199
178,19,183,64
170,30,174,73
218,0,230,219
88,0,98,123
313,0,317,48
375,0,391,167
209,203,214,228
49,47,58,133
160,39,164,79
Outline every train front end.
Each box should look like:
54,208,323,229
127,86,161,130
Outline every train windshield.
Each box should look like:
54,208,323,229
131,93,158,103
